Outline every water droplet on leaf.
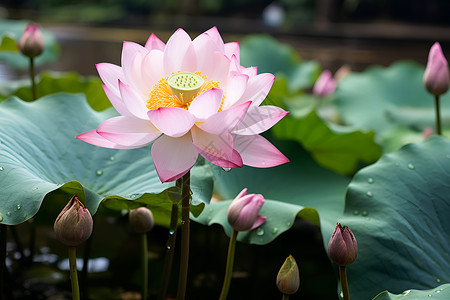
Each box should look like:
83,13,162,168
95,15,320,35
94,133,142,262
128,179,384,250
362,211,369,216
110,156,115,161
169,230,175,235
256,228,264,236
353,210,360,215
32,187,38,191
367,178,374,184
271,227,278,234
408,163,415,170
0,216,3,222
96,170,103,176
16,204,21,210
436,278,441,283
366,191,373,197
0,167,3,171
6,212,11,216
222,168,232,172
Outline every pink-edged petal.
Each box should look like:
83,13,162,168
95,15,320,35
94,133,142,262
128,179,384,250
197,101,251,135
236,73,275,107
188,88,223,119
151,133,198,182
148,107,195,137
76,130,138,149
102,84,132,117
232,105,288,135
180,42,197,73
203,26,224,51
97,116,161,146
96,63,125,96
224,42,240,62
121,42,148,96
250,216,267,230
145,33,165,51
118,80,149,119
191,127,243,168
142,50,165,88
222,73,249,110
228,55,241,75
192,33,222,75
234,134,289,167
206,52,231,84
241,66,258,78
163,29,193,73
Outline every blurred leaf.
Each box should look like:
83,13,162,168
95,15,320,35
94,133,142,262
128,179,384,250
195,140,349,245
0,35,19,52
0,94,212,226
0,19,59,68
335,61,450,147
287,60,321,91
8,71,111,111
338,137,450,299
373,284,450,299
272,110,382,175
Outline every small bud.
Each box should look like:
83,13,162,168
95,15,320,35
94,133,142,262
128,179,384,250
129,207,154,233
18,23,44,58
328,223,358,266
227,188,266,232
423,42,449,96
54,195,93,247
276,254,300,295
313,70,337,97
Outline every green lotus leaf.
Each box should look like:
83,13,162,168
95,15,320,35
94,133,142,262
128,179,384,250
0,18,60,68
195,140,350,245
335,61,450,141
337,137,450,299
373,284,450,299
3,71,111,111
0,93,212,226
272,110,382,175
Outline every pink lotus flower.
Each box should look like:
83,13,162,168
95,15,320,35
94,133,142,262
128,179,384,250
313,70,336,97
423,42,449,96
227,188,266,231
77,27,289,182
18,23,44,58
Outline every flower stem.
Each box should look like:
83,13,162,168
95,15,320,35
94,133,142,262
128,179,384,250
219,229,238,300
435,95,442,135
141,233,148,300
29,57,37,100
68,247,80,300
282,294,290,300
0,224,6,300
158,203,178,300
177,172,191,300
339,265,349,300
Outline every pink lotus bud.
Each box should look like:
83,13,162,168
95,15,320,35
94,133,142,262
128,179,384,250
54,195,93,247
313,70,337,97
129,207,154,233
328,223,358,266
423,42,449,96
227,188,267,231
276,254,300,295
18,23,44,58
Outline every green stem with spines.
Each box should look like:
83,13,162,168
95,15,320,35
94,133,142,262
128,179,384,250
68,246,80,300
339,265,349,300
141,233,148,300
176,172,191,300
218,229,238,300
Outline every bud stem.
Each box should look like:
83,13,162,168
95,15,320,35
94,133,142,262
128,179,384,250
158,203,178,300
176,172,191,300
219,229,238,300
141,233,148,300
29,57,37,100
282,294,290,300
339,265,349,300
68,246,80,300
435,95,442,135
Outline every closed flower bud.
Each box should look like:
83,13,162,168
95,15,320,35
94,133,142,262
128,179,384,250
276,255,300,295
18,23,44,58
227,188,266,232
328,223,358,266
54,195,93,247
423,42,449,96
129,207,154,233
313,70,337,97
